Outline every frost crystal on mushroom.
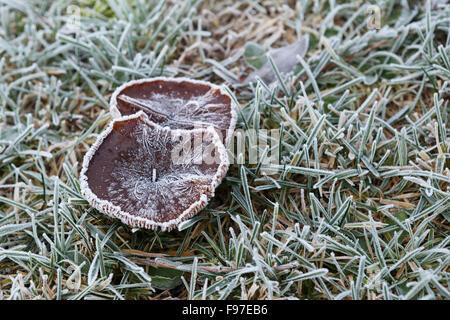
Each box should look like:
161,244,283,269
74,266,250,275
110,77,238,145
80,111,229,231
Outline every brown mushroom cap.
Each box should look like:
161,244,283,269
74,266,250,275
110,77,238,146
80,111,229,231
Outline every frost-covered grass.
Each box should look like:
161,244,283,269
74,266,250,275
0,0,449,300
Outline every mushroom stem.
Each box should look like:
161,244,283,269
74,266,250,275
152,168,156,182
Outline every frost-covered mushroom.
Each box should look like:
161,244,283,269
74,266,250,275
110,77,238,146
80,111,229,231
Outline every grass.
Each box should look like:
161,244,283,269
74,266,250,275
0,0,449,300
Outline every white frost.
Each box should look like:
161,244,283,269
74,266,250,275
110,77,238,147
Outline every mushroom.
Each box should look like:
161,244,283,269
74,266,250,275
80,111,229,231
110,77,238,146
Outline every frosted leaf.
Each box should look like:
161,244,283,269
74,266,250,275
80,111,229,231
240,35,309,86
110,77,238,146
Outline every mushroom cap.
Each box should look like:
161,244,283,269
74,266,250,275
80,111,229,231
110,77,238,146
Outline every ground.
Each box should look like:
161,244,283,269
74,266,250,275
0,0,449,300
